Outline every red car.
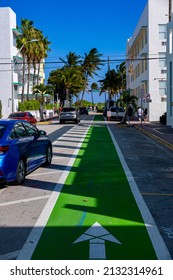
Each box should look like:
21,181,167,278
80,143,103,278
8,111,37,125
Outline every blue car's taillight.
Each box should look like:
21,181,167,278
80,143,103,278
0,146,9,154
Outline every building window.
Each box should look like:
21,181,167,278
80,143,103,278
159,24,167,40
169,29,173,54
159,53,166,68
145,29,147,45
159,81,167,95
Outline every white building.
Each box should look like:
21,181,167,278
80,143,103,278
126,0,171,122
0,7,45,119
0,7,19,118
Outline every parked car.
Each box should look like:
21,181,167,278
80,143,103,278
0,119,52,185
8,111,37,125
108,106,125,121
79,107,88,115
59,107,80,124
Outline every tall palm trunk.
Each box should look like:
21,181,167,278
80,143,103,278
169,0,172,22
65,88,70,107
37,61,41,85
21,55,26,103
27,59,31,101
91,91,94,106
33,60,37,86
80,76,87,103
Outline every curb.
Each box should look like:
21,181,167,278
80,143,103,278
135,126,173,151
37,120,52,125
37,116,58,125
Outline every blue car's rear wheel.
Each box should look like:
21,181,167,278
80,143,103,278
43,146,52,166
15,159,26,185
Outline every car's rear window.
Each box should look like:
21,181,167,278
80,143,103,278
110,107,124,112
13,113,25,117
62,108,75,112
0,125,7,138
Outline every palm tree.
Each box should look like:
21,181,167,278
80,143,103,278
16,19,35,103
32,31,51,87
32,83,54,120
16,19,51,102
116,91,138,124
90,82,98,106
116,91,138,110
99,69,121,99
24,28,39,100
59,51,81,67
116,61,126,93
48,67,85,107
80,48,103,102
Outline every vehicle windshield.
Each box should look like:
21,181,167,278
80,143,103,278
62,108,75,112
0,125,7,138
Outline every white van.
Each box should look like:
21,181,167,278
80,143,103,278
108,106,125,121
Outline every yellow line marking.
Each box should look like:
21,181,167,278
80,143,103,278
142,192,173,196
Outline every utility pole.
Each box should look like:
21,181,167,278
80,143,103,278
108,57,111,99
169,0,172,22
108,56,110,72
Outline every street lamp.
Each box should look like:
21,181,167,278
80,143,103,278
12,39,39,112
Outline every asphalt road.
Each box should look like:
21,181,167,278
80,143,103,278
109,123,173,258
0,114,173,260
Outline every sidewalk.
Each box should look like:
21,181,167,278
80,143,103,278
133,121,173,151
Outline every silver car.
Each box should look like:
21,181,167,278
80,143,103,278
59,107,80,124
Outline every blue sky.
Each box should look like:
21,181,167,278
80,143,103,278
1,0,148,102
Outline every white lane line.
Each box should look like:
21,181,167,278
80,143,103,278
0,195,50,207
107,125,171,260
52,156,72,159
153,128,164,135
17,123,91,260
27,170,62,177
0,250,20,260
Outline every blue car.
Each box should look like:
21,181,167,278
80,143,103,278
0,119,52,185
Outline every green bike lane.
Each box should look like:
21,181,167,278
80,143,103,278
18,115,171,260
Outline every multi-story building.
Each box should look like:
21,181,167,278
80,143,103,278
126,0,171,122
0,7,19,117
0,7,45,119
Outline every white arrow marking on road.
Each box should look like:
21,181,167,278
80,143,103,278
73,222,121,259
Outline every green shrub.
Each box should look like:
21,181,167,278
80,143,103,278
44,104,54,109
18,100,40,111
